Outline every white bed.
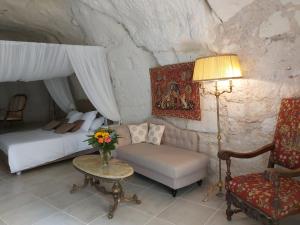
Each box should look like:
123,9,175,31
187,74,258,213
0,129,91,173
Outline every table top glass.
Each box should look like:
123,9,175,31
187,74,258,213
73,155,134,179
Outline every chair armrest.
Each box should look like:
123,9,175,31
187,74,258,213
218,143,274,160
264,167,300,178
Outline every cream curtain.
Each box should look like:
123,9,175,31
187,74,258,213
66,46,121,121
44,77,75,113
0,40,73,82
0,40,121,121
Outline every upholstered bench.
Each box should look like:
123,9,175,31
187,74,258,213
114,118,209,197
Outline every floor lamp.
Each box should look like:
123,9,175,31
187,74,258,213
192,54,242,198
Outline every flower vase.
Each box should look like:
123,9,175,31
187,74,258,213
100,149,111,167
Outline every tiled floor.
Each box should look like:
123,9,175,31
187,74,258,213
0,160,299,225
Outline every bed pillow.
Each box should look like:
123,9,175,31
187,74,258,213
128,122,148,144
66,110,78,119
80,111,98,131
43,120,62,130
70,120,84,132
147,123,165,145
90,117,105,131
55,123,76,134
68,112,83,123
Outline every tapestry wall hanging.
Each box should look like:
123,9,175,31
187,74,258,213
150,62,201,120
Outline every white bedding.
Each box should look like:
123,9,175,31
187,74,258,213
0,129,90,173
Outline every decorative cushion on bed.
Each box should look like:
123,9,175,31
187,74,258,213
81,111,98,131
147,123,165,145
70,120,84,132
68,112,83,123
43,120,62,130
55,123,76,134
128,123,148,144
66,110,78,119
90,117,105,131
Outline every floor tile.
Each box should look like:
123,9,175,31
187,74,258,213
281,214,300,225
59,172,99,194
209,210,300,225
181,183,225,209
206,210,257,225
0,181,27,198
89,206,152,225
158,199,216,225
43,189,93,209
33,212,85,225
29,179,70,198
64,194,108,223
122,180,147,195
0,192,37,215
1,199,57,225
146,217,175,225
131,188,175,215
126,173,154,188
0,169,11,180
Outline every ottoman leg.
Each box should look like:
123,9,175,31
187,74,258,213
171,189,177,197
197,180,203,186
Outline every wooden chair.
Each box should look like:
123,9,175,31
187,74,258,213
0,94,27,125
218,98,300,225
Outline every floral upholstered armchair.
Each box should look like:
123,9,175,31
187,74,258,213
218,98,300,225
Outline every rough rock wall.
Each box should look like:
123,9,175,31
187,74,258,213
0,0,299,179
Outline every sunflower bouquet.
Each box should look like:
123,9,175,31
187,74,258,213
85,128,119,165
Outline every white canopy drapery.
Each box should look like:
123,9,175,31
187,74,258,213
0,40,121,121
44,77,75,113
66,46,120,121
0,41,73,81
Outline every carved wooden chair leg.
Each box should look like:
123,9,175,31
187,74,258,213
226,192,234,221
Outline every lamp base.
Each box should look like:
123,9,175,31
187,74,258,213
216,191,224,198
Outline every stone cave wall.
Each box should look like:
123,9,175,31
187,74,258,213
0,0,299,179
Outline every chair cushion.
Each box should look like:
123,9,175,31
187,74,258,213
229,173,300,219
117,143,209,179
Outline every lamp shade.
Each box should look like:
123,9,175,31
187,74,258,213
193,54,242,81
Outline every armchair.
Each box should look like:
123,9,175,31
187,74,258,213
0,94,27,125
218,98,300,225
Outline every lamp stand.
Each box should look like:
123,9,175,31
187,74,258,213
201,80,232,200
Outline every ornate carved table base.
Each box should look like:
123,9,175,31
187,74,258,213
70,175,141,219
